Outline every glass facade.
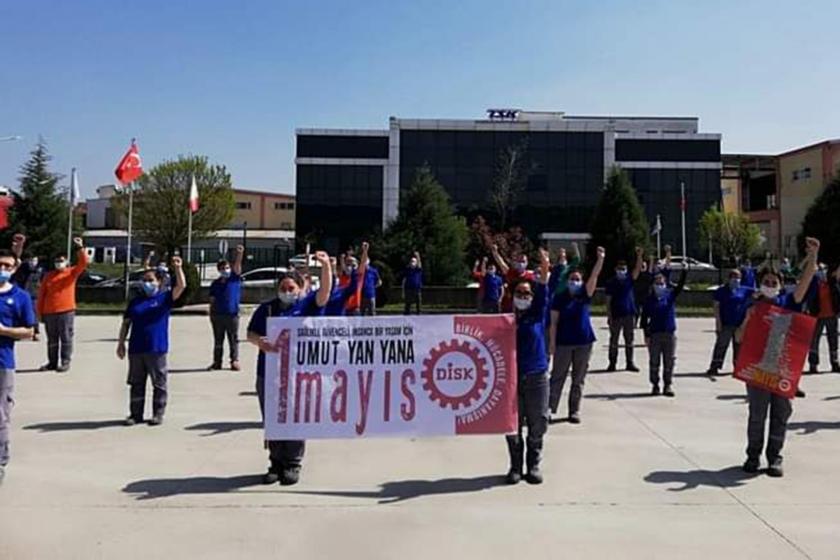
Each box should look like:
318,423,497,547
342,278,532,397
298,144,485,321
295,164,383,253
616,139,720,162
297,135,388,159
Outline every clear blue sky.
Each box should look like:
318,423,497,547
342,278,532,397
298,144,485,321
1,0,838,197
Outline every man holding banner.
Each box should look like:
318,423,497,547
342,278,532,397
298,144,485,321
735,237,820,478
246,251,333,486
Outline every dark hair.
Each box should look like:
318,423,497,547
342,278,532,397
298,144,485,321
757,265,781,284
566,266,582,277
55,253,67,261
0,249,16,261
615,260,627,268
143,268,166,282
217,259,230,269
511,277,534,294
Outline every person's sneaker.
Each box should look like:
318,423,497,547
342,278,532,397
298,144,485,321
230,361,241,372
525,467,544,485
795,388,806,398
148,415,164,426
742,458,760,473
39,363,57,372
207,363,222,371
263,467,280,485
767,458,784,478
568,413,581,424
280,466,301,486
651,384,661,396
124,416,139,426
663,386,675,397
832,362,840,373
505,468,522,485
56,363,70,373
606,363,617,373
626,363,640,373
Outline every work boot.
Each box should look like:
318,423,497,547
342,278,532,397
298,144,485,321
742,457,760,474
831,362,840,373
0,465,5,485
606,362,617,373
795,388,806,398
56,363,70,373
148,415,164,426
39,363,57,372
767,458,784,478
663,386,675,398
231,361,241,372
124,416,140,426
626,363,640,373
568,412,581,424
263,464,280,485
505,467,522,485
706,367,718,377
280,466,301,486
651,384,661,396
525,466,544,485
808,365,818,374
207,363,222,371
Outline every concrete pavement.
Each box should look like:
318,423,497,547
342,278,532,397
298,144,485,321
1,315,839,559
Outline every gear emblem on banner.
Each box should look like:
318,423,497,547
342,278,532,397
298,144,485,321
421,339,490,410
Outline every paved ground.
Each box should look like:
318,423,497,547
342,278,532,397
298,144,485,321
1,315,839,559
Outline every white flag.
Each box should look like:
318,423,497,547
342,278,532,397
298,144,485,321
651,214,662,236
189,175,199,213
70,168,81,206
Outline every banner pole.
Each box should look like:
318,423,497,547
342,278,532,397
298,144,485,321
124,182,134,301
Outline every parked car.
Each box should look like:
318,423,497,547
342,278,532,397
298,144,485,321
78,271,108,286
96,270,146,290
667,256,716,271
240,267,291,288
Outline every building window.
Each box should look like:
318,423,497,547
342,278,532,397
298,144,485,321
235,202,251,210
274,201,296,210
792,167,811,181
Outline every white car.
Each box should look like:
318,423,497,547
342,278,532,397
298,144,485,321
240,267,321,290
667,256,716,271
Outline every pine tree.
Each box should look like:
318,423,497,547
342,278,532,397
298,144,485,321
589,166,651,271
5,139,69,259
799,171,840,266
381,166,468,285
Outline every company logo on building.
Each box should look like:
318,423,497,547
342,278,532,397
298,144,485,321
486,108,520,121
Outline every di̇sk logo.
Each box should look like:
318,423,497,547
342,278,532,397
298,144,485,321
421,339,490,410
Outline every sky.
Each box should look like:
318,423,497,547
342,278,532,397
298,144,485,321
1,0,838,198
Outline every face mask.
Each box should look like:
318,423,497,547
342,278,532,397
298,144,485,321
569,280,584,294
817,270,827,281
220,269,231,278
515,262,527,273
0,270,11,284
157,265,168,273
278,292,298,305
616,269,627,279
409,260,418,268
487,268,496,276
55,261,67,270
729,279,741,290
142,281,158,296
654,284,668,297
513,296,532,311
29,259,38,268
760,285,780,299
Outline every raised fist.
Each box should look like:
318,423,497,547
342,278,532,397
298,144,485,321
314,250,330,265
805,237,820,255
235,245,244,254
73,237,84,248
596,246,606,260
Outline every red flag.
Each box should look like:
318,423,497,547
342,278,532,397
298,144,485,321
189,175,199,213
0,195,13,230
114,140,143,185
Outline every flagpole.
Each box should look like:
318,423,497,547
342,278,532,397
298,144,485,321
187,204,193,264
680,181,687,259
125,182,134,301
656,214,661,260
66,168,75,260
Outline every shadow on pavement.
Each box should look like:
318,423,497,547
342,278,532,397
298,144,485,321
24,420,126,432
288,475,506,504
184,421,262,436
238,391,257,397
123,474,265,500
716,394,747,402
672,371,720,379
585,392,652,401
169,368,212,374
645,466,757,491
787,421,840,435
823,395,840,401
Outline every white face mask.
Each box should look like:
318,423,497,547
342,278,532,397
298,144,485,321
54,261,67,270
278,292,298,305
513,296,532,311
760,285,780,299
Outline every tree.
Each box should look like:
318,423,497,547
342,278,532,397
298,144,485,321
380,166,468,285
468,216,534,264
113,155,235,255
799,171,840,266
488,139,529,229
589,166,651,271
3,139,70,259
699,207,762,267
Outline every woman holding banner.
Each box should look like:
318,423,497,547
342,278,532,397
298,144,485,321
505,247,551,485
246,251,333,486
736,237,819,478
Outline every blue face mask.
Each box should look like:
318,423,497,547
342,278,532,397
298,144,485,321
616,270,627,279
142,281,158,296
654,284,668,297
817,270,827,282
729,279,741,290
220,269,231,278
0,270,11,284
569,280,584,294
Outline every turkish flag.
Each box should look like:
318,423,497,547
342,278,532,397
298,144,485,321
189,175,199,213
0,195,13,230
114,141,143,185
